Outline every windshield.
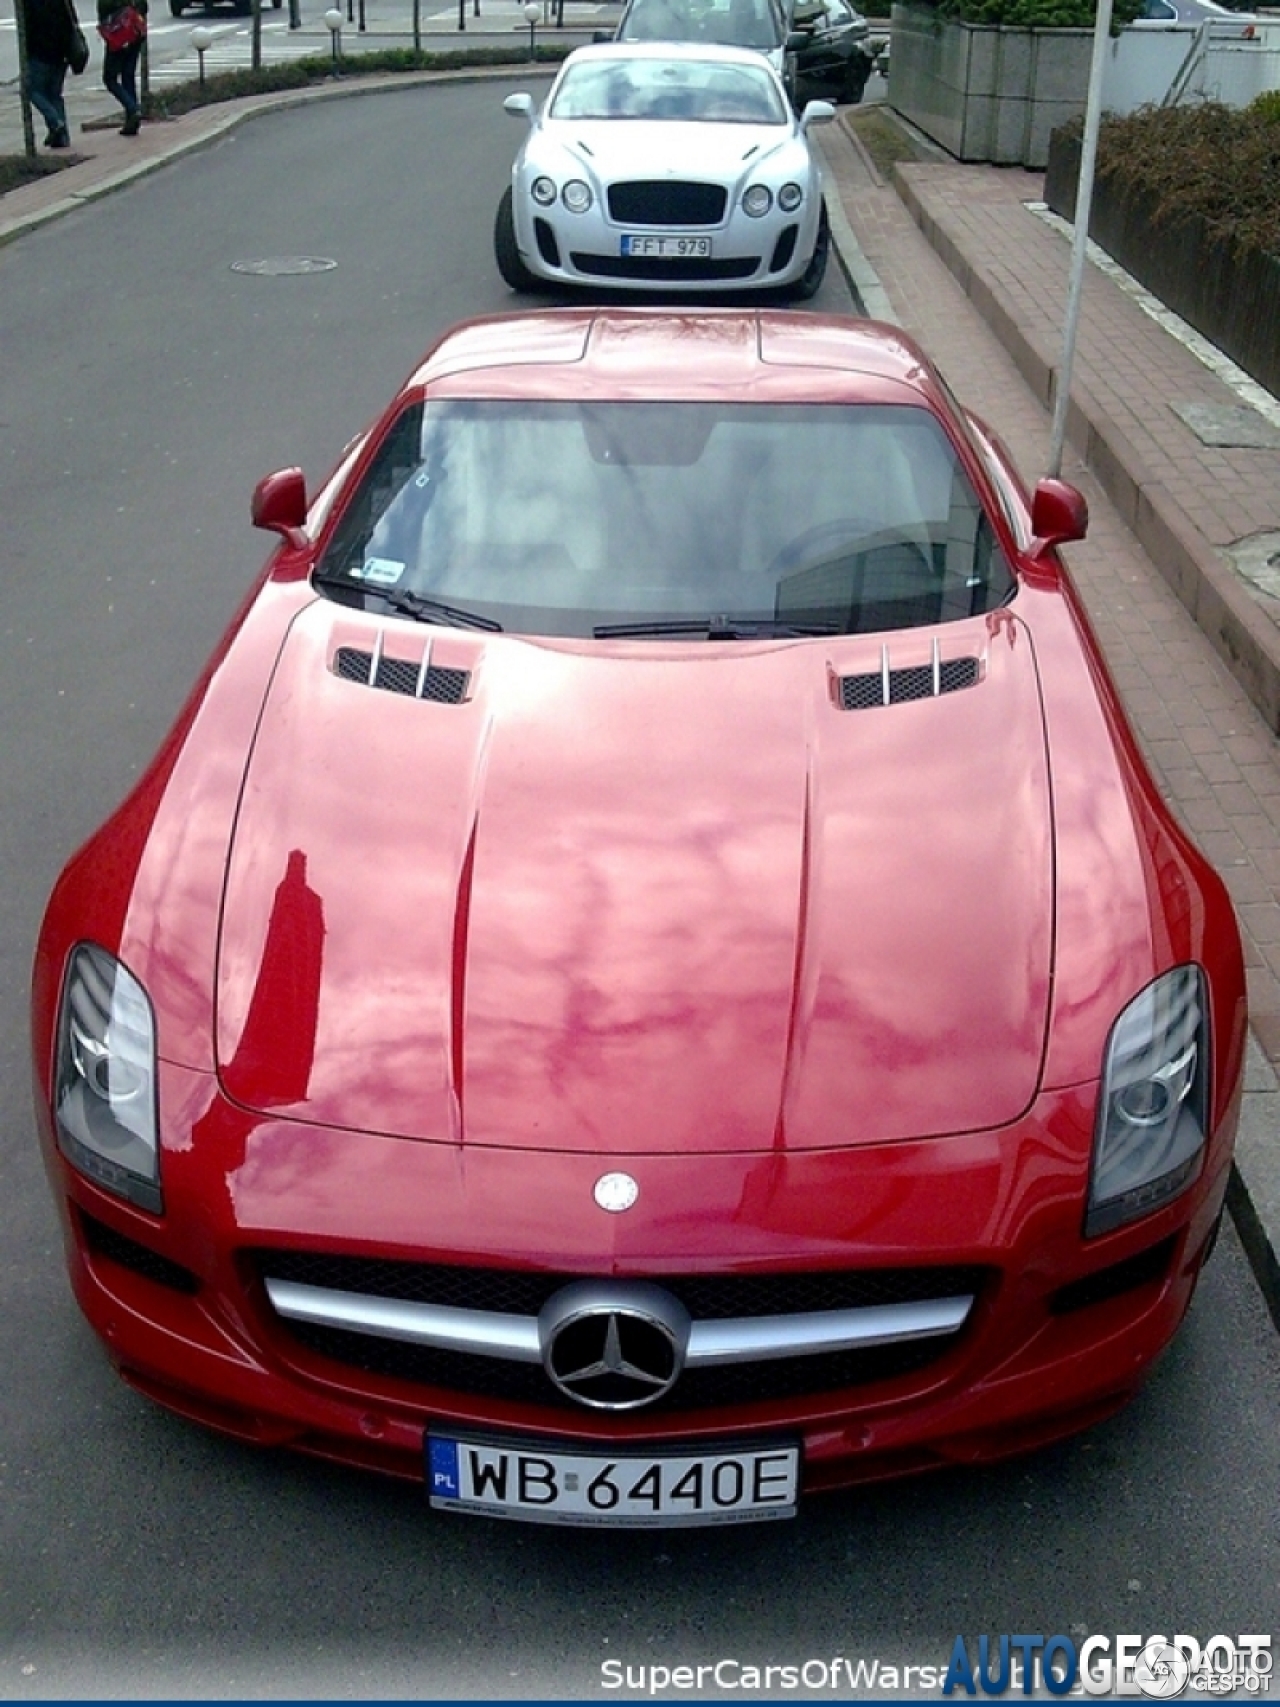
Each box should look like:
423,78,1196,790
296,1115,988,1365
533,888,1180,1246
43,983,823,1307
619,0,785,49
315,400,1015,639
550,55,787,122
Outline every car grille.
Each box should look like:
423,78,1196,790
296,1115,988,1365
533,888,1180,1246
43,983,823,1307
280,1322,953,1411
571,253,760,283
606,181,727,225
252,1252,987,1414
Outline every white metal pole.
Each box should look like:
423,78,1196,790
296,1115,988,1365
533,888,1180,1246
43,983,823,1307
1047,0,1114,478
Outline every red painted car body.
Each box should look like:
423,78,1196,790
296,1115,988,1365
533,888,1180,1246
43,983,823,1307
31,309,1246,1522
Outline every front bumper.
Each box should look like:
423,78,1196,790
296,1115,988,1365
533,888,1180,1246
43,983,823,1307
39,1062,1238,1497
512,190,821,293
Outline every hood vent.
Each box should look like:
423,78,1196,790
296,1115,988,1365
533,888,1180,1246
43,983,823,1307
335,638,469,705
839,642,980,712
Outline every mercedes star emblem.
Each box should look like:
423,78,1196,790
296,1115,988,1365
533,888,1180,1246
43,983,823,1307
538,1282,691,1410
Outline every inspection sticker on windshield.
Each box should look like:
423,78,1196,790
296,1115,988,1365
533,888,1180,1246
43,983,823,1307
427,1432,797,1527
621,235,712,259
354,557,405,585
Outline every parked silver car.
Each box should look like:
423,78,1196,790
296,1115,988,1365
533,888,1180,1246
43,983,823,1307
494,43,836,297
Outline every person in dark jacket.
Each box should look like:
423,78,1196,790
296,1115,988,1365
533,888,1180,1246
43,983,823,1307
97,0,147,136
18,0,81,150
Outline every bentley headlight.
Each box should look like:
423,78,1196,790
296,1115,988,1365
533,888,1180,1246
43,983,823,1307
531,176,557,206
778,182,803,212
742,184,772,218
1087,966,1207,1237
54,944,162,1214
562,179,593,214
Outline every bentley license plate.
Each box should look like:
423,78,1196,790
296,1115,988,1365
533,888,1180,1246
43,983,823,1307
621,235,713,258
427,1432,798,1527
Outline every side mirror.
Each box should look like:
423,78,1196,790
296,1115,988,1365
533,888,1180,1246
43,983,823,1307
799,98,836,128
252,467,308,551
785,26,810,44
1027,477,1088,559
504,92,536,121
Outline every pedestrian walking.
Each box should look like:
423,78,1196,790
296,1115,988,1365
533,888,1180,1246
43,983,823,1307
97,0,148,136
18,0,89,151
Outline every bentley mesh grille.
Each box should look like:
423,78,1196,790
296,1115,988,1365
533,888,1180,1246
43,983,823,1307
606,181,727,225
253,1251,987,1318
335,646,469,704
279,1321,954,1412
839,656,979,711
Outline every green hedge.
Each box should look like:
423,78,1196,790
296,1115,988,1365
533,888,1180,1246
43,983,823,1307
1059,97,1280,255
906,0,1144,28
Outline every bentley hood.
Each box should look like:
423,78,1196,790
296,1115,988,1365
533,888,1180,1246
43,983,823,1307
542,121,799,190
216,604,1054,1152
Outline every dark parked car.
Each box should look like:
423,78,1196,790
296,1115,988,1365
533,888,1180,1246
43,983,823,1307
609,0,878,101
169,0,282,17
788,0,878,103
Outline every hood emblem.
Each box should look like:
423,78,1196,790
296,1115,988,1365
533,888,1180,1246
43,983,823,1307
593,1171,638,1213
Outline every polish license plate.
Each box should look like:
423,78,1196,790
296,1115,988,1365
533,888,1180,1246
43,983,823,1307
621,234,713,258
427,1432,798,1527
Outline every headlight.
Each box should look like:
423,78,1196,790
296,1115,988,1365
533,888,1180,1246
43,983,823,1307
54,944,162,1214
1086,966,1207,1237
562,179,593,214
778,182,803,212
742,184,772,218
531,176,557,206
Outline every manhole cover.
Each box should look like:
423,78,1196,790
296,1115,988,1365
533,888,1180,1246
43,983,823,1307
230,256,338,276
1171,401,1280,450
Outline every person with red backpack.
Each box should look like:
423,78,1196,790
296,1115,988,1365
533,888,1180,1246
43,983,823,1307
96,0,147,135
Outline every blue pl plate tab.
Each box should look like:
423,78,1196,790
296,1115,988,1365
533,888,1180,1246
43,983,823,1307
428,1436,461,1501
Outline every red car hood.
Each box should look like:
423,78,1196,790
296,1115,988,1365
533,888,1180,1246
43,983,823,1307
216,602,1053,1152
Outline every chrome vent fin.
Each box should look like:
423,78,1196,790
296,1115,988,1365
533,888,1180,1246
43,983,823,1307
838,641,981,712
334,633,469,705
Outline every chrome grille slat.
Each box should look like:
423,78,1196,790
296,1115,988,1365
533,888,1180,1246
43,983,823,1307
264,1277,974,1368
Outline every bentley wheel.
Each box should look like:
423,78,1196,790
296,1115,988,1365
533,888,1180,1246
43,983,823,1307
494,187,538,294
791,201,830,302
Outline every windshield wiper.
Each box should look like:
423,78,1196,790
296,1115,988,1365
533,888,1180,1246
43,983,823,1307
314,574,503,632
592,617,838,639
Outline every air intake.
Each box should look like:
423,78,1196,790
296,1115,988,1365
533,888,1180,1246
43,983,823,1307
839,643,979,711
335,638,469,705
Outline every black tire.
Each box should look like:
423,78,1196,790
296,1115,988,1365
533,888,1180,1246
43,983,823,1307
168,0,185,14
494,186,538,293
790,200,829,302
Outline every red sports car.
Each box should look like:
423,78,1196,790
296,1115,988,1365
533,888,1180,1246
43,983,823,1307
32,308,1246,1527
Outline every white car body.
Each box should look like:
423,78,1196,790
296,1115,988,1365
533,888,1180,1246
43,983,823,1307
496,43,835,296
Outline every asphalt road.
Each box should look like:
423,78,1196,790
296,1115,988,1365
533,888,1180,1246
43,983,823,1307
0,81,1277,1699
